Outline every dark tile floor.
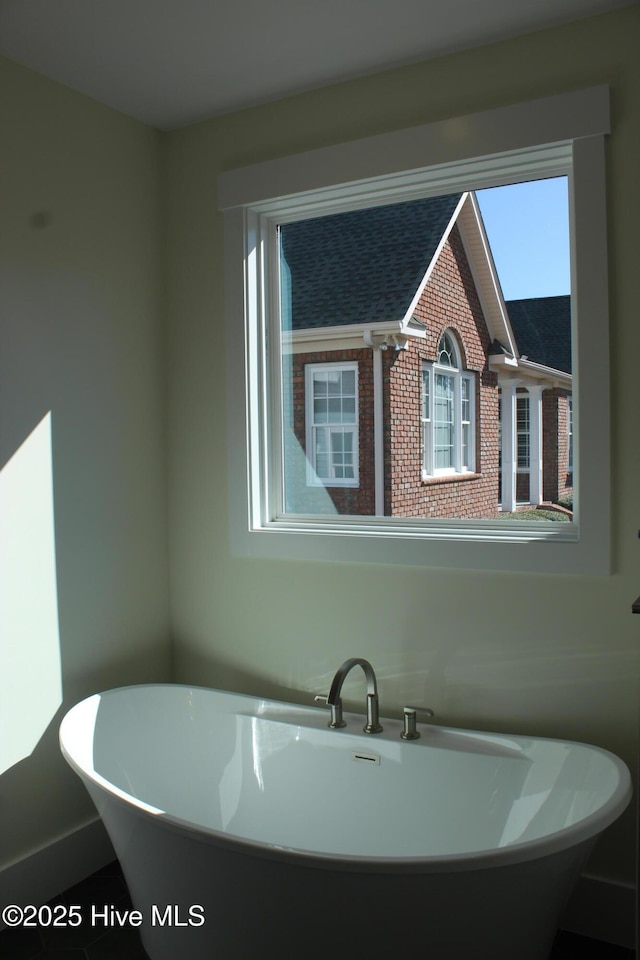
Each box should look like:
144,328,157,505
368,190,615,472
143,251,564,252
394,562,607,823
0,862,149,960
0,860,634,959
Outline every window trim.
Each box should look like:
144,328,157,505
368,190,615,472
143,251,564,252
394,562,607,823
567,395,574,476
304,362,359,488
220,86,611,575
422,351,476,478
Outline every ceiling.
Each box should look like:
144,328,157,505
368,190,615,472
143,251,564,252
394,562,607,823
0,0,635,130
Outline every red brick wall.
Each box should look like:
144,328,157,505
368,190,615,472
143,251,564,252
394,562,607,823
542,389,573,504
385,226,500,519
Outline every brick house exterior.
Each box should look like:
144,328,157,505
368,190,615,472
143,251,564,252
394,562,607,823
383,225,500,518
507,297,573,508
290,348,376,515
281,192,572,520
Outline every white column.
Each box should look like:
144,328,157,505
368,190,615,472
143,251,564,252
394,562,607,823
372,346,384,517
527,385,545,505
501,381,517,513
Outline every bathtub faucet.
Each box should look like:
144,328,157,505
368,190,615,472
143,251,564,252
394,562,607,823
320,658,383,734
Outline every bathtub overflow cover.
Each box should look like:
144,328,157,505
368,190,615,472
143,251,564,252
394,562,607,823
352,752,381,765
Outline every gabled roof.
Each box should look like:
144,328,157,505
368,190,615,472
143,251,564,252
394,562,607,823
281,192,571,383
280,193,462,330
506,296,572,374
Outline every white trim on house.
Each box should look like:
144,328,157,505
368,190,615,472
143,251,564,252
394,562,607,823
491,355,571,388
526,385,545,506
501,380,518,513
457,193,519,358
515,358,572,388
283,320,421,354
372,346,384,516
400,194,468,326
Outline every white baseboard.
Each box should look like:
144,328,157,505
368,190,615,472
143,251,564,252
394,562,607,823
0,818,115,930
560,872,636,949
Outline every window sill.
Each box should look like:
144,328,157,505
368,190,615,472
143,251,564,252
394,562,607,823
421,472,480,485
228,513,604,577
306,482,359,489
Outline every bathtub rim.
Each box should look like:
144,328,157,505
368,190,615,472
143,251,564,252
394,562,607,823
59,682,633,875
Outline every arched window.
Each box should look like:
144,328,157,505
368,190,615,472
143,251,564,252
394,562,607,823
437,332,456,367
422,331,475,476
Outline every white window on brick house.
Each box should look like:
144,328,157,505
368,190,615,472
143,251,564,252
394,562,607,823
516,393,531,504
421,366,431,474
305,363,358,486
517,394,530,472
422,332,475,477
567,395,573,475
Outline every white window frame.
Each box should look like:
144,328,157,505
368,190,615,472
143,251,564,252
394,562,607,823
422,334,475,478
305,362,359,488
567,395,574,476
219,86,611,575
421,366,432,477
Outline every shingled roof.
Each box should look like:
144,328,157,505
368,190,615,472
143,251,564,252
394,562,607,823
280,193,462,330
281,194,572,380
506,296,572,374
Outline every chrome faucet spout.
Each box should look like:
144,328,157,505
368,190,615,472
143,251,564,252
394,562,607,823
326,657,383,734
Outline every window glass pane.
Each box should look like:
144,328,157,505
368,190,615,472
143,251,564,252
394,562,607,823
517,396,530,470
342,370,356,395
313,376,328,396
438,334,455,367
279,177,572,519
331,432,344,478
330,430,355,479
462,422,471,469
517,437,529,469
328,397,341,418
461,378,470,422
313,398,328,423
315,428,329,477
422,368,430,420
434,374,454,469
342,397,356,422
331,432,344,456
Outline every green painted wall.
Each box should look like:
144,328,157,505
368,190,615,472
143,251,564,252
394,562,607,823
1,0,637,911
164,5,640,886
0,57,171,871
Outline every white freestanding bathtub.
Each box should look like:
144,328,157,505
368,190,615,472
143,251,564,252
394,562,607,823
59,683,631,960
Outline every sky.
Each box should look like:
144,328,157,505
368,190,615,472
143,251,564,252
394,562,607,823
475,177,570,301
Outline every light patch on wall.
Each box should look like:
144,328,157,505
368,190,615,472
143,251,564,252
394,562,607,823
0,412,62,774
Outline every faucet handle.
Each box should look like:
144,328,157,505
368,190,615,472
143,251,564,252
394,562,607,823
401,705,435,740
314,694,346,729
